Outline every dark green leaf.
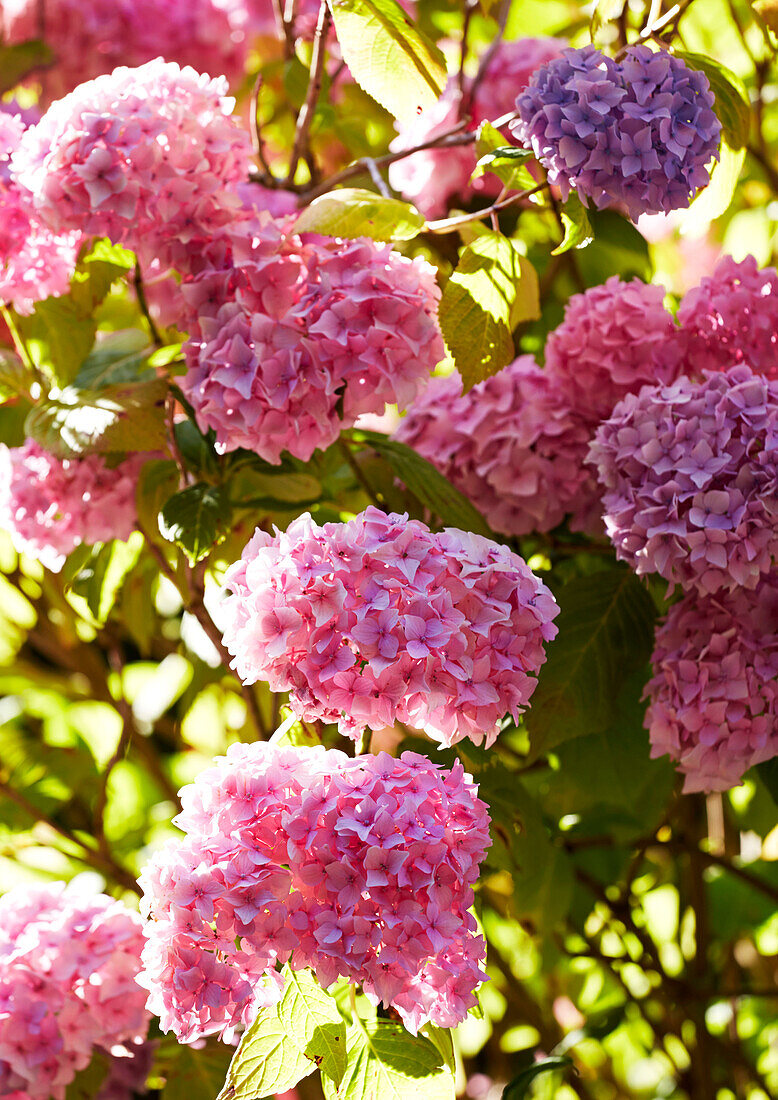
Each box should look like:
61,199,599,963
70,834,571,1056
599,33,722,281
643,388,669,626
438,231,540,391
159,483,232,565
525,568,657,758
295,188,424,240
0,39,54,95
158,1039,234,1100
755,758,778,807
354,430,493,536
551,194,594,255
24,379,168,457
329,0,447,121
135,458,180,537
174,419,219,477
676,51,750,150
321,1019,455,1100
503,1055,574,1098
74,330,153,389
64,1051,110,1099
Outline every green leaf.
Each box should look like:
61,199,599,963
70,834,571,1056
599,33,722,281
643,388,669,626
24,379,168,457
525,568,657,759
422,1025,456,1074
438,231,540,391
230,465,323,506
471,136,537,192
71,239,135,311
503,1055,574,1098
678,140,745,237
74,330,153,389
322,1019,455,1100
354,430,493,536
0,39,54,95
217,1003,316,1099
755,758,778,807
159,483,232,565
68,533,144,624
675,51,750,150
159,1040,234,1100
65,1052,110,1099
590,0,626,42
0,350,34,403
329,0,447,122
277,968,348,1085
551,194,594,255
136,458,180,537
294,188,424,240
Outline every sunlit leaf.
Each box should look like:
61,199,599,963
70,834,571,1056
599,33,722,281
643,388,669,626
675,51,751,150
321,1019,455,1100
295,188,424,240
503,1055,574,1098
551,193,594,255
590,0,625,42
277,968,347,1085
159,483,232,565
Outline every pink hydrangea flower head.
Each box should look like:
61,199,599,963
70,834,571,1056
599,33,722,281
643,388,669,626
138,742,491,1037
544,276,681,423
675,255,778,381
11,59,252,273
181,229,445,463
588,365,778,594
220,507,559,746
394,359,601,536
511,45,721,220
0,882,150,1100
645,576,778,792
1,0,252,100
0,441,150,572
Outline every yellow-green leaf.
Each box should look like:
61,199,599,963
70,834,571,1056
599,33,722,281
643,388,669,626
322,1019,455,1100
295,187,424,240
551,193,594,255
590,0,626,42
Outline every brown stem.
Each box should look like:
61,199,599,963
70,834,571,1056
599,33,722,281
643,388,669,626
285,0,332,186
250,75,275,183
426,182,549,234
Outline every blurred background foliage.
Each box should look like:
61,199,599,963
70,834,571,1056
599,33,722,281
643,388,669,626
1,1,777,1098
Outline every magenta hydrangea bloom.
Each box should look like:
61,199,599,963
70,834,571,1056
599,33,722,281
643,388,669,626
181,227,445,463
588,365,778,594
394,359,601,536
675,255,778,382
1,0,252,101
511,44,720,220
0,441,150,572
138,741,491,1038
389,37,565,218
11,60,251,273
645,576,778,792
0,883,150,1100
220,508,559,745
543,276,681,423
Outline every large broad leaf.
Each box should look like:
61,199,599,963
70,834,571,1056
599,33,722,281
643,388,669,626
74,330,154,389
159,483,232,565
322,1019,455,1100
0,39,54,95
551,194,594,255
675,51,750,150
438,231,540,391
354,429,493,536
276,968,348,1085
295,188,424,240
329,0,447,122
525,568,656,759
24,379,168,457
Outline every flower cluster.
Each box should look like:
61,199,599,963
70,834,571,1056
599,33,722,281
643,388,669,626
511,44,720,220
544,276,681,423
181,229,444,463
11,60,252,274
0,441,150,572
220,508,559,745
389,37,564,218
1,0,252,101
0,883,150,1100
588,365,778,595
645,576,778,792
674,255,778,382
394,359,600,536
139,742,491,1038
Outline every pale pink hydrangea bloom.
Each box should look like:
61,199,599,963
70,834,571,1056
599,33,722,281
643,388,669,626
645,576,778,792
0,883,150,1100
389,38,565,218
220,507,559,745
394,359,601,536
138,742,491,1038
544,276,681,423
675,255,778,382
1,0,252,101
11,60,252,275
181,226,445,463
0,441,150,572
588,365,778,594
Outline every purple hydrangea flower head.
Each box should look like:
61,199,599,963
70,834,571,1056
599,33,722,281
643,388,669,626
0,883,150,1100
511,44,721,220
645,575,778,792
394,358,601,536
138,742,491,1038
588,365,778,594
220,507,559,746
543,275,682,423
0,441,151,572
675,255,778,381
